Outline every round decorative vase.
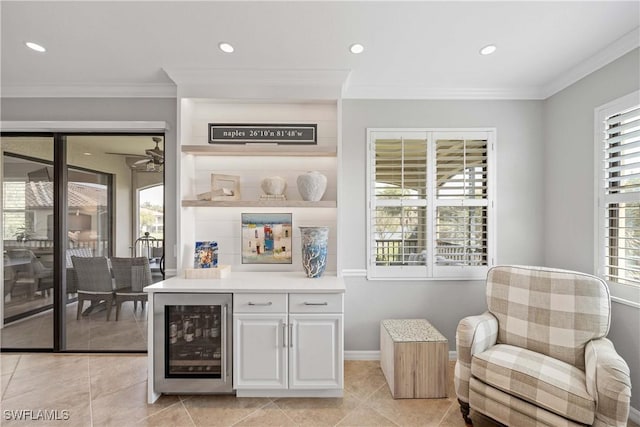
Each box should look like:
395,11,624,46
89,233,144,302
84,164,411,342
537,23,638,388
296,171,327,202
300,226,329,278
261,176,287,195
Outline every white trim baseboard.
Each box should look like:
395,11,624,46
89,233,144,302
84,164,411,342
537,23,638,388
345,350,457,361
344,351,380,360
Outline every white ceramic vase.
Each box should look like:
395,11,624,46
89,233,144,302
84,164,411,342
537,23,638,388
296,171,327,201
261,176,287,195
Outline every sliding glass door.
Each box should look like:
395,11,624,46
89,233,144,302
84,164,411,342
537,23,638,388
2,133,164,352
2,136,55,348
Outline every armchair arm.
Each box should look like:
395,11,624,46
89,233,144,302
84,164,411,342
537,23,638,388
454,311,498,402
585,338,631,427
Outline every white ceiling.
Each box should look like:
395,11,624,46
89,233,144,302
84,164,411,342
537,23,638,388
1,1,639,100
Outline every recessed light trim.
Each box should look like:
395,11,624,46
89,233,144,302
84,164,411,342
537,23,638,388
480,45,497,56
218,42,234,53
25,41,46,53
349,43,364,54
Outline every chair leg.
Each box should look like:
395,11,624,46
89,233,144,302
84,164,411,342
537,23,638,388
458,399,472,426
133,300,138,311
105,296,113,321
115,299,122,321
77,298,84,320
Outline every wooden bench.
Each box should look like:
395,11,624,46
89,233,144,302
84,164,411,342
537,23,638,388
380,319,448,399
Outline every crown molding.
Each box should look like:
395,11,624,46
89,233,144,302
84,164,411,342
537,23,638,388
343,85,545,100
541,27,640,99
163,68,351,100
0,83,176,98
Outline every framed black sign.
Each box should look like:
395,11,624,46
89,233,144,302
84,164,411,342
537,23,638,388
208,123,317,145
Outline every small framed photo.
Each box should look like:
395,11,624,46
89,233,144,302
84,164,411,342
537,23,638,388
211,174,240,201
194,241,218,268
241,213,292,264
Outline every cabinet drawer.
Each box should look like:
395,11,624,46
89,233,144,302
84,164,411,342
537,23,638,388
289,293,343,313
234,293,287,313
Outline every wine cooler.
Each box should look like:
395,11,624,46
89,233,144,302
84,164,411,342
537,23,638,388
153,293,233,393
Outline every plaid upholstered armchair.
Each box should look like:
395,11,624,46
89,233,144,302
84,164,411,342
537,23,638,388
454,265,631,427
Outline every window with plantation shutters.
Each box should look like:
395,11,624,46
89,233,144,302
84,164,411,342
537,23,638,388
367,129,495,280
597,92,640,288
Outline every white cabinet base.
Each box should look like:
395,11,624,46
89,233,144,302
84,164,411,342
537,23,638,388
236,389,343,398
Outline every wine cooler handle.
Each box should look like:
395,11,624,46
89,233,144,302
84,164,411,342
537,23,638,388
222,304,228,382
282,322,287,347
303,302,328,306
248,302,272,306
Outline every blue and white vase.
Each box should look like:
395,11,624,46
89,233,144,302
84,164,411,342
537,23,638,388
300,226,329,278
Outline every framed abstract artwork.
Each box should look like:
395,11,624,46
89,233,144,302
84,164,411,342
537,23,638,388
241,213,292,264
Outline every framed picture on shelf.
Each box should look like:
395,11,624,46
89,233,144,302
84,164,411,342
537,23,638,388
241,213,292,264
211,174,240,201
194,241,218,268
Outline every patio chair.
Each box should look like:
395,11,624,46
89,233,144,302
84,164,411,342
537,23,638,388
110,256,152,321
71,256,114,320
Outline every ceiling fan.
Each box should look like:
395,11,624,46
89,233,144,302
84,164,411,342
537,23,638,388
107,137,164,172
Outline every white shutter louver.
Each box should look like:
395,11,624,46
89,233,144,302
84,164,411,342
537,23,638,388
602,105,640,287
434,138,489,268
371,135,428,268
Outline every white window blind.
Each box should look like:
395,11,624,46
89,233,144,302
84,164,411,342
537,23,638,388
435,136,489,273
600,101,640,288
367,129,495,280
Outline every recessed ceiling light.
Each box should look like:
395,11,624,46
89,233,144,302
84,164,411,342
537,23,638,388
83,152,92,156
218,42,234,53
349,43,364,54
480,45,497,56
25,41,46,53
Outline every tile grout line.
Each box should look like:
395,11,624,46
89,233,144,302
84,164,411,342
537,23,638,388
0,354,21,401
437,401,456,426
228,398,273,426
180,398,198,427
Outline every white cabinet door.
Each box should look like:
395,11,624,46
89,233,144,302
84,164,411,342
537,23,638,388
289,313,343,389
234,313,287,389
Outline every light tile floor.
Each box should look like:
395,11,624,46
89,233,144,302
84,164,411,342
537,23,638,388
0,354,637,427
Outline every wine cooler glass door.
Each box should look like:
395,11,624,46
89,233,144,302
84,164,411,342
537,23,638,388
154,293,232,393
166,304,224,378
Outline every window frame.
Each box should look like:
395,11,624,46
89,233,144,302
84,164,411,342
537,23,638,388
594,90,640,297
366,128,496,281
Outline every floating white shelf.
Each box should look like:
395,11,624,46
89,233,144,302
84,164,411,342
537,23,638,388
181,145,337,157
181,200,337,208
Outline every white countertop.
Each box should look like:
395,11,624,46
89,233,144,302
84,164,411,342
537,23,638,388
144,271,346,294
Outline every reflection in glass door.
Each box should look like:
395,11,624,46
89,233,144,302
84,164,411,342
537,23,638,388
2,136,55,349
65,135,163,351
64,164,113,350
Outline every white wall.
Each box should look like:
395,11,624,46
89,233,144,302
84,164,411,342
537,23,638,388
0,97,177,270
340,99,545,351
543,48,640,410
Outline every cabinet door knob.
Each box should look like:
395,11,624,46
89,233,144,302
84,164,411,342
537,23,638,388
248,302,272,306
303,302,328,306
